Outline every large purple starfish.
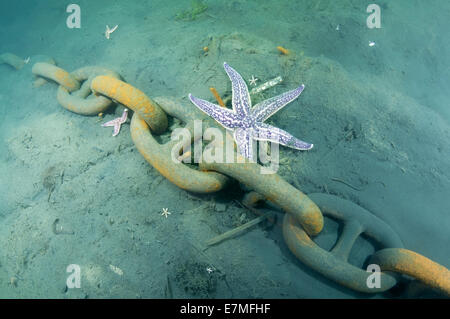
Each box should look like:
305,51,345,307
188,62,313,160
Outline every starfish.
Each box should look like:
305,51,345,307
105,24,118,39
161,208,171,218
188,62,313,160
102,109,128,136
249,75,258,86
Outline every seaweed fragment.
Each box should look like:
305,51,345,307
175,0,208,21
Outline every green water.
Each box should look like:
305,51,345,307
0,0,449,298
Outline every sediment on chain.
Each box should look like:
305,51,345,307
56,67,121,115
282,214,398,293
32,62,80,92
0,52,25,70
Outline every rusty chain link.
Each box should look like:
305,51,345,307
3,56,449,296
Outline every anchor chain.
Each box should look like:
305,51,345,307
5,57,449,296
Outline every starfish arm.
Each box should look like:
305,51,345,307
252,85,305,122
233,128,255,160
223,62,251,117
120,109,128,122
112,123,121,137
254,122,313,150
189,94,242,129
102,119,119,127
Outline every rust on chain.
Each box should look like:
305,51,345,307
31,63,121,115
242,191,266,207
88,79,229,193
130,112,229,193
90,75,168,134
56,66,121,115
371,248,450,296
32,62,80,92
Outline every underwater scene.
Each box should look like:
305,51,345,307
0,0,449,300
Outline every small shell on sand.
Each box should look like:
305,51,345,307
109,264,123,276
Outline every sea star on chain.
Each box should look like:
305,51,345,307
101,108,128,137
188,62,313,160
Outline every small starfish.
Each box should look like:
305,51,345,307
206,267,214,274
249,75,258,86
189,62,313,160
161,208,171,218
24,57,30,64
101,109,128,137
105,24,118,39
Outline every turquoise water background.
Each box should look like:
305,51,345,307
0,0,449,298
